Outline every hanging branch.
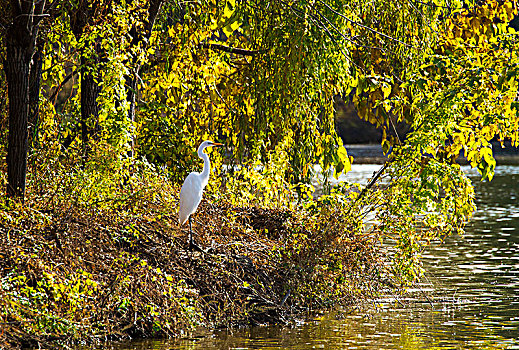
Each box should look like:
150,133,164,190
345,161,391,217
317,0,415,48
200,42,261,56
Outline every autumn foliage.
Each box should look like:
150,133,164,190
0,0,519,348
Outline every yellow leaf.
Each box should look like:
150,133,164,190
223,1,235,20
381,84,391,99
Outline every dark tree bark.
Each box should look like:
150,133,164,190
28,44,43,150
4,0,47,200
125,0,164,158
79,56,101,158
5,39,30,199
125,63,137,157
70,1,101,161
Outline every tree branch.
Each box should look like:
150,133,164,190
49,70,77,105
200,43,261,56
345,161,391,217
317,0,415,49
283,1,353,64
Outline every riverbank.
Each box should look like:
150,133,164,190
0,158,390,349
3,142,502,349
346,143,519,165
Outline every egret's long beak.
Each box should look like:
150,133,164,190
212,142,224,147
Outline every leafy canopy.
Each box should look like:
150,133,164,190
1,0,518,285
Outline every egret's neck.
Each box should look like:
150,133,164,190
198,148,211,187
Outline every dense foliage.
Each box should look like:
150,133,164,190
0,0,518,347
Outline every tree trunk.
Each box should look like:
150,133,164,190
5,41,30,199
125,73,138,157
28,45,43,150
70,1,101,162
125,0,164,158
4,0,46,200
80,57,101,161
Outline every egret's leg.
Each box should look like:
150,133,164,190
188,216,193,246
187,216,204,252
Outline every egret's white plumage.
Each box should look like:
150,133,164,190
179,140,222,248
179,174,203,226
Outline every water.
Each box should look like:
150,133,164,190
105,165,519,350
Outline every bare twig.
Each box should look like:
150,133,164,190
345,161,391,216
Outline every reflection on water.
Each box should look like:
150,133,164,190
418,165,519,348
103,165,519,350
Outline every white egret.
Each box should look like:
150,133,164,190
179,140,223,250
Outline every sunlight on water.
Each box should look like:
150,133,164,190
99,164,519,350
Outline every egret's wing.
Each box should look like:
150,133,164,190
179,173,203,225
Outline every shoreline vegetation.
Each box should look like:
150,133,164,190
0,148,395,349
1,144,517,349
